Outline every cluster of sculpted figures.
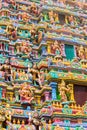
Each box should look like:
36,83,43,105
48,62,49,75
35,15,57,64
58,80,74,102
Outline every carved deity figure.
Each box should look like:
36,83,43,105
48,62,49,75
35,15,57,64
51,41,61,55
0,102,6,129
29,2,38,15
21,41,32,55
49,11,54,21
2,104,14,130
6,24,17,40
68,15,74,25
54,13,59,23
19,82,34,103
78,45,85,59
31,111,43,130
28,64,43,88
58,80,71,102
22,12,30,22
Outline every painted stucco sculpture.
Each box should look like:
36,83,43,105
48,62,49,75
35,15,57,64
0,0,87,129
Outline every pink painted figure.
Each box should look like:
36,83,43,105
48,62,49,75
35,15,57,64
2,88,6,98
19,82,34,103
51,41,61,55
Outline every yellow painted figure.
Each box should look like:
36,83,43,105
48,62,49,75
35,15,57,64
58,80,71,102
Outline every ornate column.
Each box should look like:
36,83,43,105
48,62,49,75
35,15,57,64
0,43,2,50
50,82,57,100
15,91,20,102
61,43,66,57
9,46,11,54
74,46,77,57
42,46,46,55
9,92,13,101
36,96,41,104
47,42,51,54
2,88,6,98
0,88,2,99
12,47,14,54
6,92,10,100
5,44,8,51
44,91,50,101
69,84,75,102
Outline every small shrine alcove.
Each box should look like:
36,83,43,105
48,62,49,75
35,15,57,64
74,84,87,106
65,44,75,61
58,14,65,24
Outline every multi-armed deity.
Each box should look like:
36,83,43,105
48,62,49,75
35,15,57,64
19,82,34,104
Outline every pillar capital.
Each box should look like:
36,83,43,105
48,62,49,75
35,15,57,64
49,82,57,88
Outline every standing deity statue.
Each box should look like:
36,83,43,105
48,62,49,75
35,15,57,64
28,64,43,88
51,41,61,55
58,80,71,102
49,11,54,22
78,45,85,59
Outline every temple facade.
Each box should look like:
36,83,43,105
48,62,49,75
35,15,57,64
0,0,87,130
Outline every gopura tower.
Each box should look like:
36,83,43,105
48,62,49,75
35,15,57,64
0,0,87,130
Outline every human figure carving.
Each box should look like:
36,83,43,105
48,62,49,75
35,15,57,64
58,80,71,102
19,82,34,103
78,45,85,59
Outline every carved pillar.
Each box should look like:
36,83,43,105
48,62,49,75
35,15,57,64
50,82,57,100
61,43,66,57
65,15,68,24
0,88,2,99
2,88,6,98
36,96,41,104
69,84,75,102
11,47,14,54
15,91,20,102
47,43,51,54
74,46,77,57
44,91,50,101
16,46,20,53
5,44,8,51
42,46,46,55
9,46,11,54
10,92,13,101
9,46,15,54
6,92,10,100
0,43,2,50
